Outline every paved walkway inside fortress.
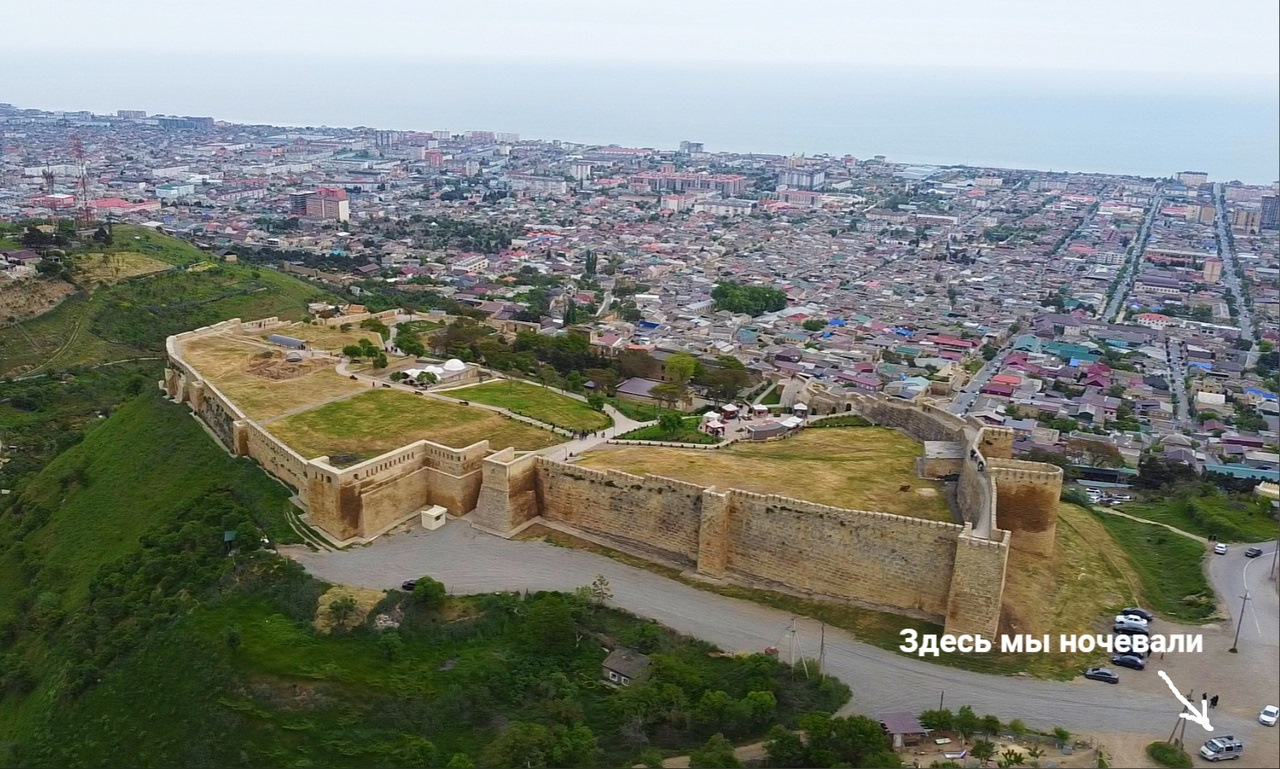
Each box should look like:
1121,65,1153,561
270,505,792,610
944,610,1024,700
286,520,1274,745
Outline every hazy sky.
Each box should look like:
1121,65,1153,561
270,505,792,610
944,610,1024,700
9,0,1279,81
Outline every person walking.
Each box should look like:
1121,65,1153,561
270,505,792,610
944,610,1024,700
1210,695,1219,709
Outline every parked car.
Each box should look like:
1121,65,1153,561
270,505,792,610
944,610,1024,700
1200,736,1244,762
1114,623,1151,637
1214,543,1229,555
1112,654,1146,671
1120,607,1154,622
401,579,417,591
1260,705,1278,727
1083,667,1119,684
1245,547,1263,558
1115,613,1148,626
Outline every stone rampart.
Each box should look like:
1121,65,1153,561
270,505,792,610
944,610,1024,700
987,457,1062,558
167,320,1055,636
535,461,705,565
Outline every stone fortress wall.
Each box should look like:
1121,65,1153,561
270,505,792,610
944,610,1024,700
164,319,495,544
166,323,1063,638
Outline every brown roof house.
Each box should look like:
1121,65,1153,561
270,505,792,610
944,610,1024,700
601,647,652,687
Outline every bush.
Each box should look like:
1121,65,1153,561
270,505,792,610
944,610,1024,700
1145,741,1193,768
412,576,448,609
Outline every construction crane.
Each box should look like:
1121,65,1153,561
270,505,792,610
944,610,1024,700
71,133,96,228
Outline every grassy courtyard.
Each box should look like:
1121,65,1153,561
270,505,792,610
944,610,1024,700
578,426,952,520
182,333,366,421
267,387,563,460
446,380,611,432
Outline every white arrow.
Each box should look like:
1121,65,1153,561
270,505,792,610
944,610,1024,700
1158,670,1214,732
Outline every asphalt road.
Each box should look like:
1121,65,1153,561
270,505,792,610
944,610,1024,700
949,350,1008,415
288,521,1264,738
1104,195,1161,323
1213,184,1257,341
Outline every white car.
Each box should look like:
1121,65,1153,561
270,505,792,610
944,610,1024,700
1261,705,1278,727
1214,543,1228,555
1115,614,1148,627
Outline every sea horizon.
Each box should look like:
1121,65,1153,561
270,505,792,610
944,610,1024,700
4,56,1278,184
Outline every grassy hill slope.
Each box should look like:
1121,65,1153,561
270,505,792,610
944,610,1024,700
0,395,847,769
0,227,332,377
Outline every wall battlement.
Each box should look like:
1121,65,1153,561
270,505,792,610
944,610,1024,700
168,320,1064,637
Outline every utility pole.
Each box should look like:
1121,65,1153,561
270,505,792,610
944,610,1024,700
788,618,797,668
1229,591,1251,653
818,622,825,676
939,690,945,711
1168,690,1193,747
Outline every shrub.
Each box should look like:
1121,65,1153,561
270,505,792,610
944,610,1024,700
412,576,447,609
1145,741,1193,768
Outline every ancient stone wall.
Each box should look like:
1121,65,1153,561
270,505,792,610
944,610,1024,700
987,457,1062,558
535,462,705,566
721,490,966,621
945,527,1009,638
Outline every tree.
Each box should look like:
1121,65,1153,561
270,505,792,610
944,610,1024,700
651,382,689,410
666,353,699,385
956,706,980,739
710,281,788,316
1052,727,1070,746
401,574,445,606
445,754,474,768
659,412,684,437
328,595,358,628
764,725,808,768
919,708,955,732
548,724,600,768
480,722,553,768
618,349,662,380
378,631,404,660
742,691,776,729
525,595,576,658
980,714,1002,735
998,748,1026,768
692,691,748,736
802,319,825,332
1025,745,1045,768
689,734,741,768
636,749,664,769
588,574,613,605
972,739,997,766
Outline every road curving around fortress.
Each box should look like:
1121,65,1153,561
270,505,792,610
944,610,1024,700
287,519,1257,740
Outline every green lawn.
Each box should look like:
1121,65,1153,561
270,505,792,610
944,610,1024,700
1121,489,1278,543
448,380,610,432
268,387,563,460
619,416,720,444
1088,510,1216,623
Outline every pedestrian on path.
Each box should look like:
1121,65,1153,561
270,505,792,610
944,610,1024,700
1210,695,1219,709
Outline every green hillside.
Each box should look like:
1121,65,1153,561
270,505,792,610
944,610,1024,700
0,227,332,377
0,395,849,768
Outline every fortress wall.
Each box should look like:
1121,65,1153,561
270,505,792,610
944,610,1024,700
723,490,964,621
850,394,969,443
535,462,704,566
944,526,1009,638
978,426,1015,459
987,458,1062,558
242,421,310,492
473,449,542,532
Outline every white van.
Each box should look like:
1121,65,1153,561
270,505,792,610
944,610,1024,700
1200,736,1244,762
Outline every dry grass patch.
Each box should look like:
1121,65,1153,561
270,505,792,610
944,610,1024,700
259,322,380,352
577,427,951,520
0,277,77,326
266,387,563,460
182,333,365,421
314,586,386,633
75,251,171,285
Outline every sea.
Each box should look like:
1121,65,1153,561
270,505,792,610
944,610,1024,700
4,54,1278,184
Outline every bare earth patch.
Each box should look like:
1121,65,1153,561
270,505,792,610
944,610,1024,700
0,277,76,326
314,585,385,633
577,427,952,521
181,333,366,421
75,251,171,285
